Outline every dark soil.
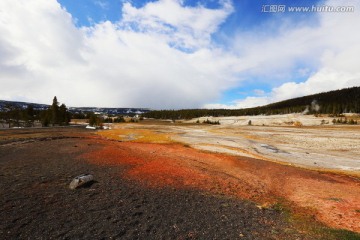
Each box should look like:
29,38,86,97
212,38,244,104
0,128,324,239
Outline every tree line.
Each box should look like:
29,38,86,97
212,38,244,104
143,87,360,119
0,96,70,128
0,96,139,128
40,96,71,126
0,104,38,128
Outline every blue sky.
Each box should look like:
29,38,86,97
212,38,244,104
0,0,359,108
59,0,321,28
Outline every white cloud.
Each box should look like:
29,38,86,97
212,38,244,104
205,67,360,109
121,0,233,50
0,0,85,101
0,0,236,108
205,96,269,109
205,0,360,109
0,0,359,110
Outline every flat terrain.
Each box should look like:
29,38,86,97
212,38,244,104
103,115,360,173
1,125,360,239
97,119,360,232
176,124,360,172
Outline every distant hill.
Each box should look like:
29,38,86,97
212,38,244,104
262,86,360,114
143,86,360,119
68,107,149,115
0,100,149,116
1,86,359,119
0,100,49,112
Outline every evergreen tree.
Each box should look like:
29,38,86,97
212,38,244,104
24,105,35,127
51,96,59,125
89,113,102,127
39,96,70,126
59,103,70,125
40,109,51,127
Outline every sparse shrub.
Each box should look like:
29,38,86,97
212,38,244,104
103,118,113,123
293,121,303,127
130,118,138,123
89,114,102,127
333,118,358,125
248,120,252,125
114,116,125,123
203,119,220,125
348,119,358,125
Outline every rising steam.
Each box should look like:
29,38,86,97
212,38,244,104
302,100,321,114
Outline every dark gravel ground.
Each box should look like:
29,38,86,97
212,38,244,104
0,128,320,239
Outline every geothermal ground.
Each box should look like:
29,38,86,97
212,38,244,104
1,115,360,239
97,116,360,232
104,114,360,173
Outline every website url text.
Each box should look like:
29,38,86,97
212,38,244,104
261,5,355,13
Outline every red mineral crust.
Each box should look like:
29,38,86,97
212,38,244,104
81,139,360,233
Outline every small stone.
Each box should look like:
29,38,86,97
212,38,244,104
69,174,94,189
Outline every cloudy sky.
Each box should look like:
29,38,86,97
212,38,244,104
0,0,359,109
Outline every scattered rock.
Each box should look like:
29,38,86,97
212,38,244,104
69,174,94,189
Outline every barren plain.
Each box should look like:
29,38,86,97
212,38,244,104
105,114,360,173
1,115,360,239
96,115,360,234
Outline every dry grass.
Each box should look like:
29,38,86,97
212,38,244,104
97,127,173,143
293,121,303,127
